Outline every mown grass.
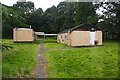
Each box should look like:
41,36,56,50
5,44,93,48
2,39,39,78
43,43,69,49
44,40,118,78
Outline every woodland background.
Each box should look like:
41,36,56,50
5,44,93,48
1,1,120,39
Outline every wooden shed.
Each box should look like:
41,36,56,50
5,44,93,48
13,28,37,43
57,23,102,46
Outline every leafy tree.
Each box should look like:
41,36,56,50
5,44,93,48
42,5,58,33
55,2,68,32
95,1,120,39
2,4,29,38
13,1,35,19
62,2,77,30
27,8,43,32
75,2,97,25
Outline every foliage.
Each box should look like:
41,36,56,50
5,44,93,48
0,40,13,50
2,44,13,51
61,2,77,30
94,40,98,45
43,43,69,49
42,5,58,33
95,1,120,39
3,1,98,36
2,1,119,39
75,2,97,25
13,1,35,18
2,39,38,78
2,4,29,38
27,8,43,32
45,40,118,78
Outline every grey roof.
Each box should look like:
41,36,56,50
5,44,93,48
59,23,101,34
13,28,33,30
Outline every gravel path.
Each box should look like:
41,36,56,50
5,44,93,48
28,42,47,78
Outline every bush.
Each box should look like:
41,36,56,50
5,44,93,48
94,40,98,45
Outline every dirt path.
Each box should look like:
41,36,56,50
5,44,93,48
29,42,47,78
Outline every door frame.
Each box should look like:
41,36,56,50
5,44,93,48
90,31,95,45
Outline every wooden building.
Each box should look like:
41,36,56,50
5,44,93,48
13,28,37,43
57,23,102,46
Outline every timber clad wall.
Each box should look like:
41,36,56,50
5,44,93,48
71,31,90,46
95,31,102,45
57,23,102,46
57,31,102,46
13,29,34,42
57,32,71,46
67,32,71,46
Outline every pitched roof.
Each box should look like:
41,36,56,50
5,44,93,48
59,23,101,34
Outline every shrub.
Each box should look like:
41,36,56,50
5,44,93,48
94,40,98,45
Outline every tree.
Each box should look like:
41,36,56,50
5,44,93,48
27,8,44,31
42,5,58,33
13,1,35,19
95,1,120,39
75,2,97,25
56,2,78,31
2,4,29,38
62,2,78,30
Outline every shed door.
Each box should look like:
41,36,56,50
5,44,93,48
90,32,95,45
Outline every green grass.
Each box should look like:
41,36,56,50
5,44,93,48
43,43,69,49
36,38,69,49
44,40,118,78
2,39,39,78
36,38,57,43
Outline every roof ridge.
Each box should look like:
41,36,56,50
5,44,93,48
58,23,101,34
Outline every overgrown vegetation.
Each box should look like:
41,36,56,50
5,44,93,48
0,40,13,50
43,43,69,49
45,40,118,78
2,39,38,78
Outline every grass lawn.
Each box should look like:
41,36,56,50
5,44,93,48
36,38,69,49
36,38,57,43
2,39,39,78
44,40,118,78
43,43,69,49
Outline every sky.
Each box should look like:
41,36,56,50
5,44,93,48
0,0,64,11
